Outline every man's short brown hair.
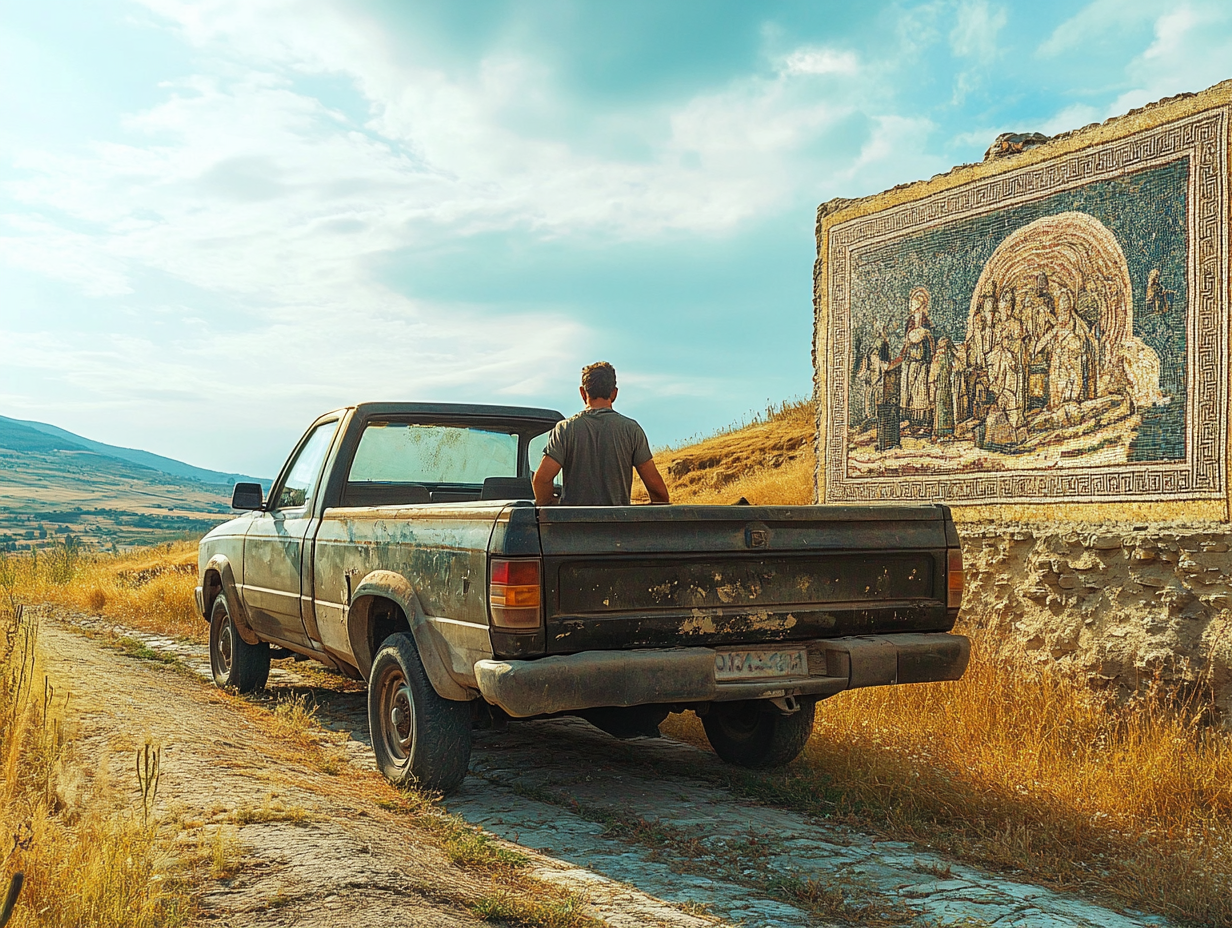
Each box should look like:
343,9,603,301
581,361,617,400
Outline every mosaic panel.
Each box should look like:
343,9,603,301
820,107,1229,505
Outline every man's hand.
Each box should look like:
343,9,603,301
533,455,562,506
635,458,670,504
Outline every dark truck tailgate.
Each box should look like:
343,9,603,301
536,504,956,654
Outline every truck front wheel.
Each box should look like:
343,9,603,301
368,633,472,793
209,593,269,693
701,698,816,768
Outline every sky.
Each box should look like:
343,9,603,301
2,0,1232,477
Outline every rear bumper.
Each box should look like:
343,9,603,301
473,632,970,718
194,586,205,619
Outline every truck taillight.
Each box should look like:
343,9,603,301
489,558,542,629
947,547,964,610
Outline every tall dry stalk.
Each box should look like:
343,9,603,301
0,598,191,927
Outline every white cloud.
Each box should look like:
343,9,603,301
1037,0,1157,57
1107,2,1232,115
0,0,939,469
0,215,133,297
778,47,859,77
1,1,887,309
843,115,945,190
1142,5,1202,61
949,0,1007,63
0,295,589,473
1042,102,1102,137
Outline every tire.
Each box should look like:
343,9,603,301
368,632,472,793
701,698,816,768
209,593,270,693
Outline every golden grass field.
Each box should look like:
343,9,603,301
1,402,1230,925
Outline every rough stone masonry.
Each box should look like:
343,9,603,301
813,79,1232,712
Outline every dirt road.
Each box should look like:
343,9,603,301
47,612,1175,928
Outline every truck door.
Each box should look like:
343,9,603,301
241,418,340,646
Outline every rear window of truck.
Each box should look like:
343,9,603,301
348,422,519,485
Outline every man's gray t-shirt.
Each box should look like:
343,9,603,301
543,408,652,505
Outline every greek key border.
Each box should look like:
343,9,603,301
823,108,1229,505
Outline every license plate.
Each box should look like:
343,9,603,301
714,648,808,681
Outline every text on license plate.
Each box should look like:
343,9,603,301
714,648,808,681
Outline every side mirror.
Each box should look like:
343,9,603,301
231,482,265,510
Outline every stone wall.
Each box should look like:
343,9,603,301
959,521,1232,712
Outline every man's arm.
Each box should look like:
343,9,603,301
533,455,562,506
635,458,670,504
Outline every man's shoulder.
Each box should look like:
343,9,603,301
593,408,642,427
564,408,642,428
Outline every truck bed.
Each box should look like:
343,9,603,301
523,503,959,653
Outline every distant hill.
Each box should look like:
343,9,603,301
0,415,267,551
0,415,263,486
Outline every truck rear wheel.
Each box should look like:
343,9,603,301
368,632,472,793
701,698,816,768
209,593,270,693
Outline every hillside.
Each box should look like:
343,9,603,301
0,417,245,550
0,415,260,486
633,400,816,505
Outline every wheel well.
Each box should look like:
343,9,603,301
368,597,411,660
203,569,222,619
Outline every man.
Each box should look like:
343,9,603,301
533,361,670,506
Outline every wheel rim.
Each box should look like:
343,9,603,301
379,668,415,762
216,615,234,676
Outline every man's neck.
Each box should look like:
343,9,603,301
584,398,614,411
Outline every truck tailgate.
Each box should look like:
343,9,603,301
536,504,954,654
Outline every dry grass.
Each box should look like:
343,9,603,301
228,795,313,826
636,399,816,505
470,890,602,928
266,694,322,748
0,540,202,642
206,826,243,881
0,605,192,928
4,546,599,925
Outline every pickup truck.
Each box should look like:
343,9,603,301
196,402,969,793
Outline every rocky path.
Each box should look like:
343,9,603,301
54,613,1175,928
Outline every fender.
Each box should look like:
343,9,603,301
346,570,471,701
202,555,261,646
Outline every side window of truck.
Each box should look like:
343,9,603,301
527,432,562,487
273,421,337,510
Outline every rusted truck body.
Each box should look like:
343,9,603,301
196,402,969,791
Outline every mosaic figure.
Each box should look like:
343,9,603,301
930,337,957,440
1146,268,1173,316
1035,286,1097,410
898,287,934,429
967,289,997,370
987,332,1026,434
854,325,891,425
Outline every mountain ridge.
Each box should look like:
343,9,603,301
0,415,265,487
